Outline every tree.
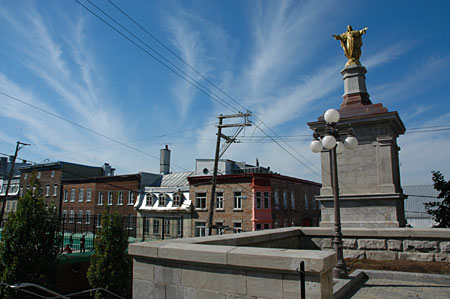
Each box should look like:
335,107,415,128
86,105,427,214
87,209,130,299
0,176,60,298
424,171,450,228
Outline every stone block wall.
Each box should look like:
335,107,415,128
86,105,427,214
129,228,336,299
300,227,450,262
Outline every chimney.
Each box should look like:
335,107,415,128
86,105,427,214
256,158,259,167
160,145,171,175
103,163,114,176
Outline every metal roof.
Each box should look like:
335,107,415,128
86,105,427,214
160,171,193,187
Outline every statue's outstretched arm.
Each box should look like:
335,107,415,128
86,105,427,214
359,27,368,34
332,34,342,41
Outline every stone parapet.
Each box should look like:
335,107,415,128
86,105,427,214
130,228,336,299
299,227,450,262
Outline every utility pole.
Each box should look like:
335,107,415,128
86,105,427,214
0,141,30,226
207,113,251,236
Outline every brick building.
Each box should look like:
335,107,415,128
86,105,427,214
188,159,321,237
61,172,160,237
19,161,107,214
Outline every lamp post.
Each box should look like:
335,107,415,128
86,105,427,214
310,109,358,279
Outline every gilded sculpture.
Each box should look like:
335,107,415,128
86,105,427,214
333,25,368,67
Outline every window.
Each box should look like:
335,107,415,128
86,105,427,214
6,201,10,212
195,193,206,210
87,188,92,202
128,191,134,205
11,201,16,211
264,223,270,230
53,184,58,196
45,184,50,196
216,192,224,209
20,187,23,196
195,222,206,237
304,194,308,209
283,191,287,209
24,173,28,180
64,190,68,202
164,219,170,235
274,220,279,228
98,192,103,205
62,210,67,222
146,194,152,206
86,210,91,224
71,189,75,202
173,193,181,206
256,223,262,231
234,191,243,210
118,191,123,205
127,215,134,230
159,194,166,206
176,219,182,236
77,210,83,223
108,191,113,205
69,210,74,223
255,192,262,209
233,222,242,233
96,214,102,228
79,188,84,202
284,220,289,228
264,192,270,209
153,219,160,235
143,218,150,236
274,190,280,209
291,191,295,210
51,170,55,177
216,222,224,235
37,172,41,179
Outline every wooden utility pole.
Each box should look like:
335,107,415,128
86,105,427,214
0,141,29,225
207,113,251,235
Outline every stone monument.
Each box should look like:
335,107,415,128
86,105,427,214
308,26,407,228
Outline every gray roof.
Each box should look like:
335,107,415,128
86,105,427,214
403,185,440,220
160,172,193,188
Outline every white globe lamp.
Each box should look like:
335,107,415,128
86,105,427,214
310,139,323,153
344,136,358,150
322,135,336,149
336,141,344,154
324,109,340,124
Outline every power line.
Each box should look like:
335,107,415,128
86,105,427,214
0,91,190,172
74,0,238,114
74,0,321,177
106,0,250,114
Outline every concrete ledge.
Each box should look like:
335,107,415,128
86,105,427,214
227,247,336,274
299,227,450,239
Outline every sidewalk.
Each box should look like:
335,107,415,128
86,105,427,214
347,270,450,299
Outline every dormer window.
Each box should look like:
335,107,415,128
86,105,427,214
173,193,182,206
159,194,166,206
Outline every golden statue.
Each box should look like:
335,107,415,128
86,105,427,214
333,25,368,67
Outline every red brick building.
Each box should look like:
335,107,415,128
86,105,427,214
188,160,321,237
61,172,160,237
19,161,107,214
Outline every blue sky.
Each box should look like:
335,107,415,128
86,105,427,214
0,0,449,185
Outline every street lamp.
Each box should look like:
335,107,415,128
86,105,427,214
310,108,358,279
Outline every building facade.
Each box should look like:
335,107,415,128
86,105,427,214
188,159,321,237
61,172,160,238
134,172,194,240
19,161,108,214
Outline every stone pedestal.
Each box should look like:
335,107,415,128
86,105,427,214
307,64,406,228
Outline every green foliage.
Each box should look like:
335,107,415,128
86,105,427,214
0,175,60,298
87,209,130,299
424,171,450,228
